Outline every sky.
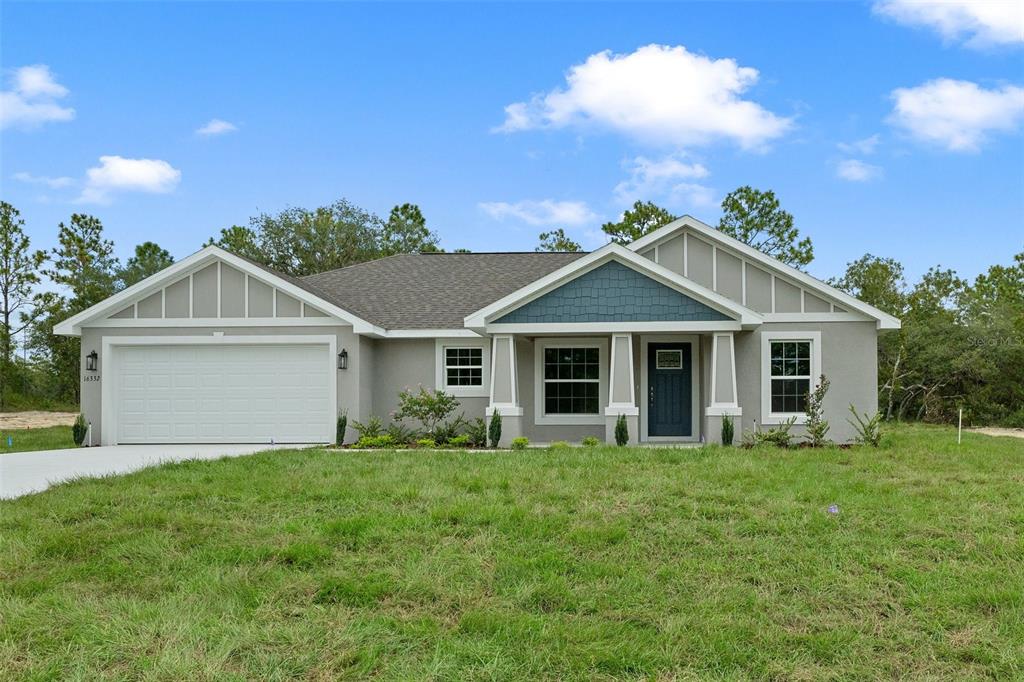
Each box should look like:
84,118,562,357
2,1,1022,285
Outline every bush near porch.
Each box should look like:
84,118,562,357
1,423,1021,679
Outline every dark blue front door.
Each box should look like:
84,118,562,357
648,343,692,437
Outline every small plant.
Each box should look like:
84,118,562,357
847,404,883,447
394,386,460,440
355,434,396,449
741,416,797,448
386,422,418,445
488,411,502,448
432,416,467,444
352,415,384,439
549,440,571,450
414,438,437,449
72,414,88,446
614,413,629,446
804,375,831,447
466,418,488,447
447,434,471,448
581,436,600,447
335,412,348,446
510,436,529,450
721,415,734,446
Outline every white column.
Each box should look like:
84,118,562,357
605,333,638,444
486,335,523,447
706,332,742,444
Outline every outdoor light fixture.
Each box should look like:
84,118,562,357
338,349,348,370
86,350,98,372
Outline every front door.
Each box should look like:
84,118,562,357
647,343,692,437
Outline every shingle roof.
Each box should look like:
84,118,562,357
301,252,587,329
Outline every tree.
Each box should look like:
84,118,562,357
536,228,582,252
381,204,440,255
205,225,265,262
601,201,676,245
0,202,46,408
829,254,905,317
119,241,174,288
718,186,813,269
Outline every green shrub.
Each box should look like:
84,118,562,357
721,415,734,446
614,414,629,446
386,422,418,445
335,412,348,446
352,416,384,439
741,417,797,448
394,386,460,440
355,434,395,449
510,436,528,450
848,404,883,446
549,440,571,450
431,416,466,444
581,436,600,447
447,434,471,448
72,414,88,447
414,438,436,449
488,411,502,448
466,418,488,447
804,375,831,447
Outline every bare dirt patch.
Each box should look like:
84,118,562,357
0,411,78,429
969,427,1024,440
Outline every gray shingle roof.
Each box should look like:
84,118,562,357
301,252,587,329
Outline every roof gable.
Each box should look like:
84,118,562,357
495,260,732,324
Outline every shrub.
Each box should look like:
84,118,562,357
335,412,348,446
386,422,418,445
581,436,600,447
488,411,502,448
741,416,797,448
549,441,571,450
356,434,395,449
466,418,488,447
447,434,471,448
721,415,734,446
414,438,436,449
72,414,88,447
352,415,384,439
804,375,831,447
394,386,460,440
510,436,529,450
614,414,629,446
431,416,466,445
848,404,883,447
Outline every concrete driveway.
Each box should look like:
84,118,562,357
0,443,301,499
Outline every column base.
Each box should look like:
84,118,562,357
605,413,639,445
704,408,742,446
486,406,524,448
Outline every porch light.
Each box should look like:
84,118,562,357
337,349,348,370
85,350,98,372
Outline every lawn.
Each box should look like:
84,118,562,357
0,426,75,454
1,424,1021,680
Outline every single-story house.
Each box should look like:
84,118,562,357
55,216,900,446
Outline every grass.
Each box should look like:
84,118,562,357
1,423,1021,680
0,426,75,454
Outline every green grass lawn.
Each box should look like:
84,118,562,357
0,426,74,454
1,424,1021,680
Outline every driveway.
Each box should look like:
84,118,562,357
0,443,300,499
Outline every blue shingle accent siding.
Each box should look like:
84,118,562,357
495,261,732,323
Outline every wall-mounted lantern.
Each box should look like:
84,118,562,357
85,350,99,372
337,349,348,370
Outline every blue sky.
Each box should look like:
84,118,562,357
2,1,1022,283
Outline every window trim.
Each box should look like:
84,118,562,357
760,330,821,424
435,339,490,398
534,337,608,425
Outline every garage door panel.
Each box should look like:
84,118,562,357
115,343,332,444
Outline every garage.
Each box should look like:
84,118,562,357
109,342,334,444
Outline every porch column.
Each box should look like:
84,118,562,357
485,334,523,447
604,333,638,444
706,332,742,444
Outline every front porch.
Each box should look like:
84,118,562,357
483,331,743,446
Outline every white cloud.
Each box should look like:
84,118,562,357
495,44,792,150
836,159,883,182
0,64,75,130
478,199,597,227
889,78,1024,152
12,171,75,189
196,118,238,136
614,155,714,208
837,134,881,155
873,0,1024,48
78,156,181,204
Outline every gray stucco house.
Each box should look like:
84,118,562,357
56,216,900,446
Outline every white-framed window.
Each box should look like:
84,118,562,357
534,338,608,425
435,340,489,398
760,330,821,424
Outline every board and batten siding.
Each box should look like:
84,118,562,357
104,262,331,321
638,230,845,315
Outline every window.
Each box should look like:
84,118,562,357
543,347,600,415
656,349,683,369
445,347,483,387
770,341,811,413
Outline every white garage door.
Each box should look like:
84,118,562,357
114,344,333,444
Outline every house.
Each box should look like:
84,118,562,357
55,216,900,446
